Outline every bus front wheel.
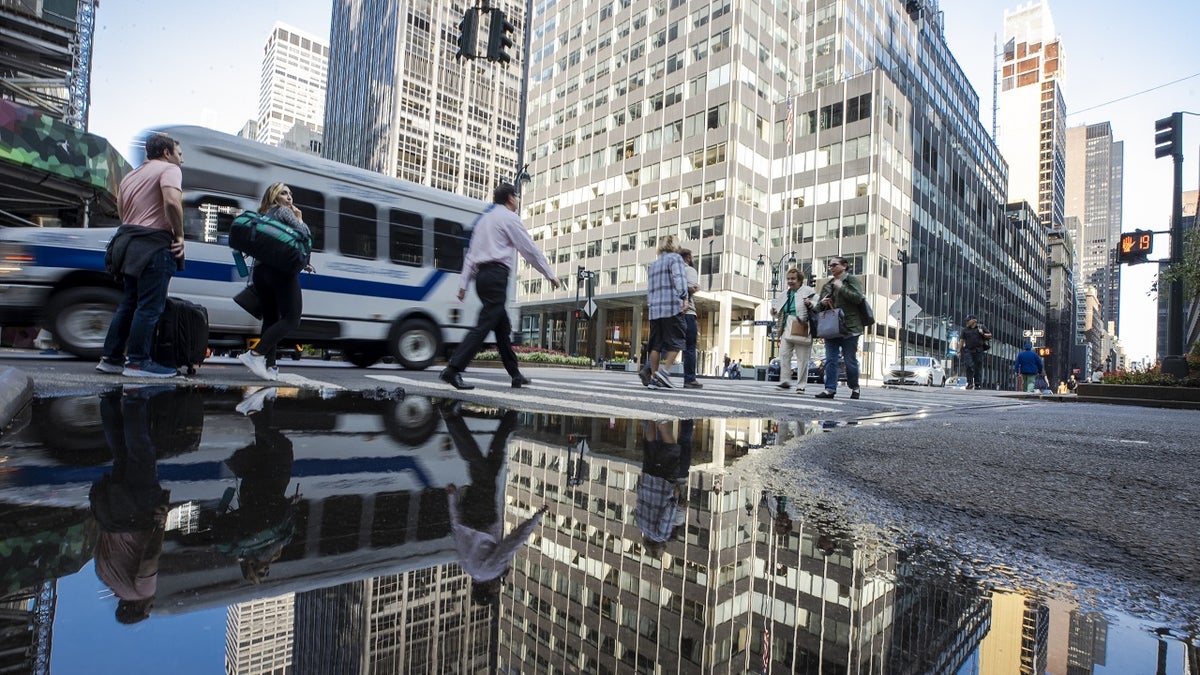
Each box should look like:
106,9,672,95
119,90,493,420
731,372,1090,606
47,286,122,360
388,318,441,370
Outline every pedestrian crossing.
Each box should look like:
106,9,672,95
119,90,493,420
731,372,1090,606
363,370,977,420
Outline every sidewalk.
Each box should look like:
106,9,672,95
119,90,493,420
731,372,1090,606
0,365,33,432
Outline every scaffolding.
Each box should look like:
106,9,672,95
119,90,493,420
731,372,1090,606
0,0,97,129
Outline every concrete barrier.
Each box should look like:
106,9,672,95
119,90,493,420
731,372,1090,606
0,366,33,431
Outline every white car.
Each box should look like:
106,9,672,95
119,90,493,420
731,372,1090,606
885,356,947,386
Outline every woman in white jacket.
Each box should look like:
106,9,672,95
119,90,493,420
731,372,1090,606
773,268,816,393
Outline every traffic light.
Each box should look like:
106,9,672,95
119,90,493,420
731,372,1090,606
1118,229,1153,264
455,8,479,60
1154,113,1182,160
1036,347,1051,357
487,10,516,64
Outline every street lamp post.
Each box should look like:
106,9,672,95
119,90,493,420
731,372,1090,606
757,252,796,360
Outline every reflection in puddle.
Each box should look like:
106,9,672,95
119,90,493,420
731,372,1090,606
0,388,1193,672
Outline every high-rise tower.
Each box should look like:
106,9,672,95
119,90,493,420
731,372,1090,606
997,1,1067,232
1065,122,1123,334
322,0,523,201
256,23,329,151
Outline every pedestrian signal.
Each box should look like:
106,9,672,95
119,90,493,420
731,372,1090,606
1118,229,1153,264
1036,347,1051,357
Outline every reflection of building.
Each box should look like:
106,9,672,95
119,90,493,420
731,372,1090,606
498,417,989,672
225,594,295,674
1065,122,1124,336
517,0,1040,385
0,582,54,675
256,23,328,152
979,591,1049,674
322,0,522,200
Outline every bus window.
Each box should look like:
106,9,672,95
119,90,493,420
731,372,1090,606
187,196,240,243
433,218,466,273
339,198,378,259
389,209,424,266
291,186,325,251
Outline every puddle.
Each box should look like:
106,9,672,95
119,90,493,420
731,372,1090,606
0,386,1194,673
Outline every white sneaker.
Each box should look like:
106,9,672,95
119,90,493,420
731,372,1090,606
655,368,676,388
236,386,278,416
237,351,275,380
95,358,124,374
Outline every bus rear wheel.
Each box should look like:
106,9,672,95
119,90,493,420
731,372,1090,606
388,318,441,370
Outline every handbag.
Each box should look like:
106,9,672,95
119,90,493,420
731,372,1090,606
816,308,848,339
234,284,263,320
860,299,875,327
789,314,810,338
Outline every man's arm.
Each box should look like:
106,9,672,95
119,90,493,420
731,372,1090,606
161,186,184,257
670,256,688,313
507,214,559,288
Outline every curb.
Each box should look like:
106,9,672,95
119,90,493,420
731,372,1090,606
0,366,33,431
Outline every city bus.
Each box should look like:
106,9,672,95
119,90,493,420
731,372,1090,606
0,125,506,368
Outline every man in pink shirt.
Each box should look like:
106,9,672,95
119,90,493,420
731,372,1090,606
97,133,186,378
440,183,559,390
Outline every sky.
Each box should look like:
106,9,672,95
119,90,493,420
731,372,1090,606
86,0,1199,364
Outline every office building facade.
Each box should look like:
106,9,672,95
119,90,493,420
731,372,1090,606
997,0,1066,233
256,23,329,151
322,0,523,201
517,0,1042,384
1065,122,1123,335
225,594,296,674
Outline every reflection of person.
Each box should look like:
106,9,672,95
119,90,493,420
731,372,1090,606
638,236,689,389
959,314,992,390
772,268,815,394
181,389,297,583
238,183,314,381
678,248,702,388
442,406,547,605
441,184,560,391
814,256,864,399
97,133,186,379
635,419,693,557
91,387,172,624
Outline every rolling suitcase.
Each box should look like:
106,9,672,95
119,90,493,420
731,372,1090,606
154,297,209,375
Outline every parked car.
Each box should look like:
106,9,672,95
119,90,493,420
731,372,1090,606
884,356,947,386
807,357,846,383
767,356,798,382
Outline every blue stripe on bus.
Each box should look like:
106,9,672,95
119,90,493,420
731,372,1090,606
28,244,448,302
9,455,434,490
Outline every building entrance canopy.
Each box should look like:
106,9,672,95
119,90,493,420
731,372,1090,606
0,99,130,226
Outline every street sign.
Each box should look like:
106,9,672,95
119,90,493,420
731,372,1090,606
890,263,919,295
888,297,922,323
583,299,597,317
753,319,774,326
1022,329,1044,338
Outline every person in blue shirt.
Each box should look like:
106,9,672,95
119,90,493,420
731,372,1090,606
1013,342,1045,392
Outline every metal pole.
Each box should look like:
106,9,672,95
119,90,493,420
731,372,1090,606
513,0,534,191
1167,123,1184,357
898,250,908,374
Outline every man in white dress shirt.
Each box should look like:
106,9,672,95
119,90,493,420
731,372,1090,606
440,183,560,390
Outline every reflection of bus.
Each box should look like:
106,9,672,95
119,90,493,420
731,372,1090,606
0,125,509,368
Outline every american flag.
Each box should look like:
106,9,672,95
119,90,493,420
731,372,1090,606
784,94,794,147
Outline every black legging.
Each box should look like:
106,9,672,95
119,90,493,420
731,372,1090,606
252,263,302,368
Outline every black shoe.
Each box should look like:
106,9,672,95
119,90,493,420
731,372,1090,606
439,368,474,390
814,390,836,399
850,389,860,400
777,382,791,389
638,368,652,387
512,375,532,388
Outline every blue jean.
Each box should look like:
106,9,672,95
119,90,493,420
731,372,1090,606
823,334,860,392
682,314,698,383
103,248,175,365
962,349,984,388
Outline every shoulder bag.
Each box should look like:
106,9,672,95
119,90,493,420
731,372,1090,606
789,315,810,338
816,308,848,339
234,283,263,320
860,298,875,327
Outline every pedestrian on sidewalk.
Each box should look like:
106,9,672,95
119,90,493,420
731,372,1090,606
813,256,864,400
1013,342,1045,392
959,314,992,389
679,248,702,388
